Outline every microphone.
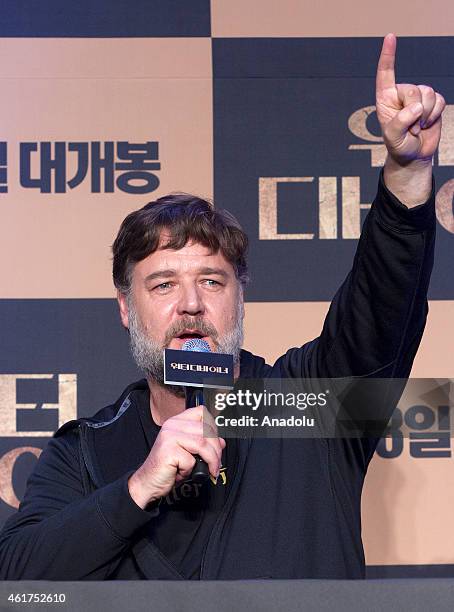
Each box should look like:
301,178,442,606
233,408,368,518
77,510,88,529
164,338,233,483
182,338,211,484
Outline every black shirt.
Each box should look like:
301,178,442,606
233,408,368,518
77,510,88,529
134,388,237,579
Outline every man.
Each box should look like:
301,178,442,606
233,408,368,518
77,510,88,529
0,34,444,579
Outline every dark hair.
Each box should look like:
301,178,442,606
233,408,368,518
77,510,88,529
112,193,249,294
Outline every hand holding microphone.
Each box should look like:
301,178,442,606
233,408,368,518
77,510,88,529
128,338,233,509
128,405,225,510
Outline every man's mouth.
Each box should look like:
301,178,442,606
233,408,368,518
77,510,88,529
165,322,217,349
176,330,205,340
171,330,210,347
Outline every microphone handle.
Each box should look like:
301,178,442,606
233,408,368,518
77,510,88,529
185,387,210,484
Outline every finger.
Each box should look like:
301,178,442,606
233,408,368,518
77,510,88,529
201,412,226,453
424,92,446,128
417,85,437,127
396,83,423,108
175,405,220,430
196,415,224,459
396,85,423,135
376,33,396,93
383,102,423,143
176,435,221,477
174,448,197,481
202,436,224,467
201,407,220,438
169,422,224,460
164,414,220,441
164,407,224,461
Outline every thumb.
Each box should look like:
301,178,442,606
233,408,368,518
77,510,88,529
385,102,423,141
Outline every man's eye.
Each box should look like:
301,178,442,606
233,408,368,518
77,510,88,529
202,279,221,288
154,282,173,291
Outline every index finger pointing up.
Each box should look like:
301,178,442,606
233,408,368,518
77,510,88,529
376,33,396,93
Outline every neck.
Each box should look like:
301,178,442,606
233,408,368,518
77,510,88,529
148,379,185,425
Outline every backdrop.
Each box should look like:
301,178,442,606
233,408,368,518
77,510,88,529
1,0,454,578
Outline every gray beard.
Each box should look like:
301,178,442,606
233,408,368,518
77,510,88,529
127,296,244,394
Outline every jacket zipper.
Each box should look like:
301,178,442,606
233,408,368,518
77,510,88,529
199,437,251,578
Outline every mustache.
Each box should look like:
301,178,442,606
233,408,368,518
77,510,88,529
163,316,219,347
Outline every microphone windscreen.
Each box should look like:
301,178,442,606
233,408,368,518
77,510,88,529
182,338,211,353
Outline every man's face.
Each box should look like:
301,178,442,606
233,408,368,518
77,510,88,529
117,237,244,384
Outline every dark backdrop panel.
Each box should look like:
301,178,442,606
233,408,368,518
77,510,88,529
0,299,141,412
213,37,454,301
0,0,211,37
0,299,141,525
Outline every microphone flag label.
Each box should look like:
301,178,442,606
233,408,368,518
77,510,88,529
164,348,234,389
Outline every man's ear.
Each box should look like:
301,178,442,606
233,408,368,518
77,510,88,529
117,290,129,329
238,284,245,320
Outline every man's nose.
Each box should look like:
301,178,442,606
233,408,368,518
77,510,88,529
176,283,205,316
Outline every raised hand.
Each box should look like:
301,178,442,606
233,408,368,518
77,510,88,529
376,33,445,165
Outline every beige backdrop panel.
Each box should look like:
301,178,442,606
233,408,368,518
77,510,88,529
244,300,454,565
363,446,454,565
212,0,454,37
244,301,454,377
0,39,213,298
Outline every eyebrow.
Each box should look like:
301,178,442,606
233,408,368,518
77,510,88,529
198,267,229,278
144,267,229,284
144,270,176,284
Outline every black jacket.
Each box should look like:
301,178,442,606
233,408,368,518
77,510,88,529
0,173,435,580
